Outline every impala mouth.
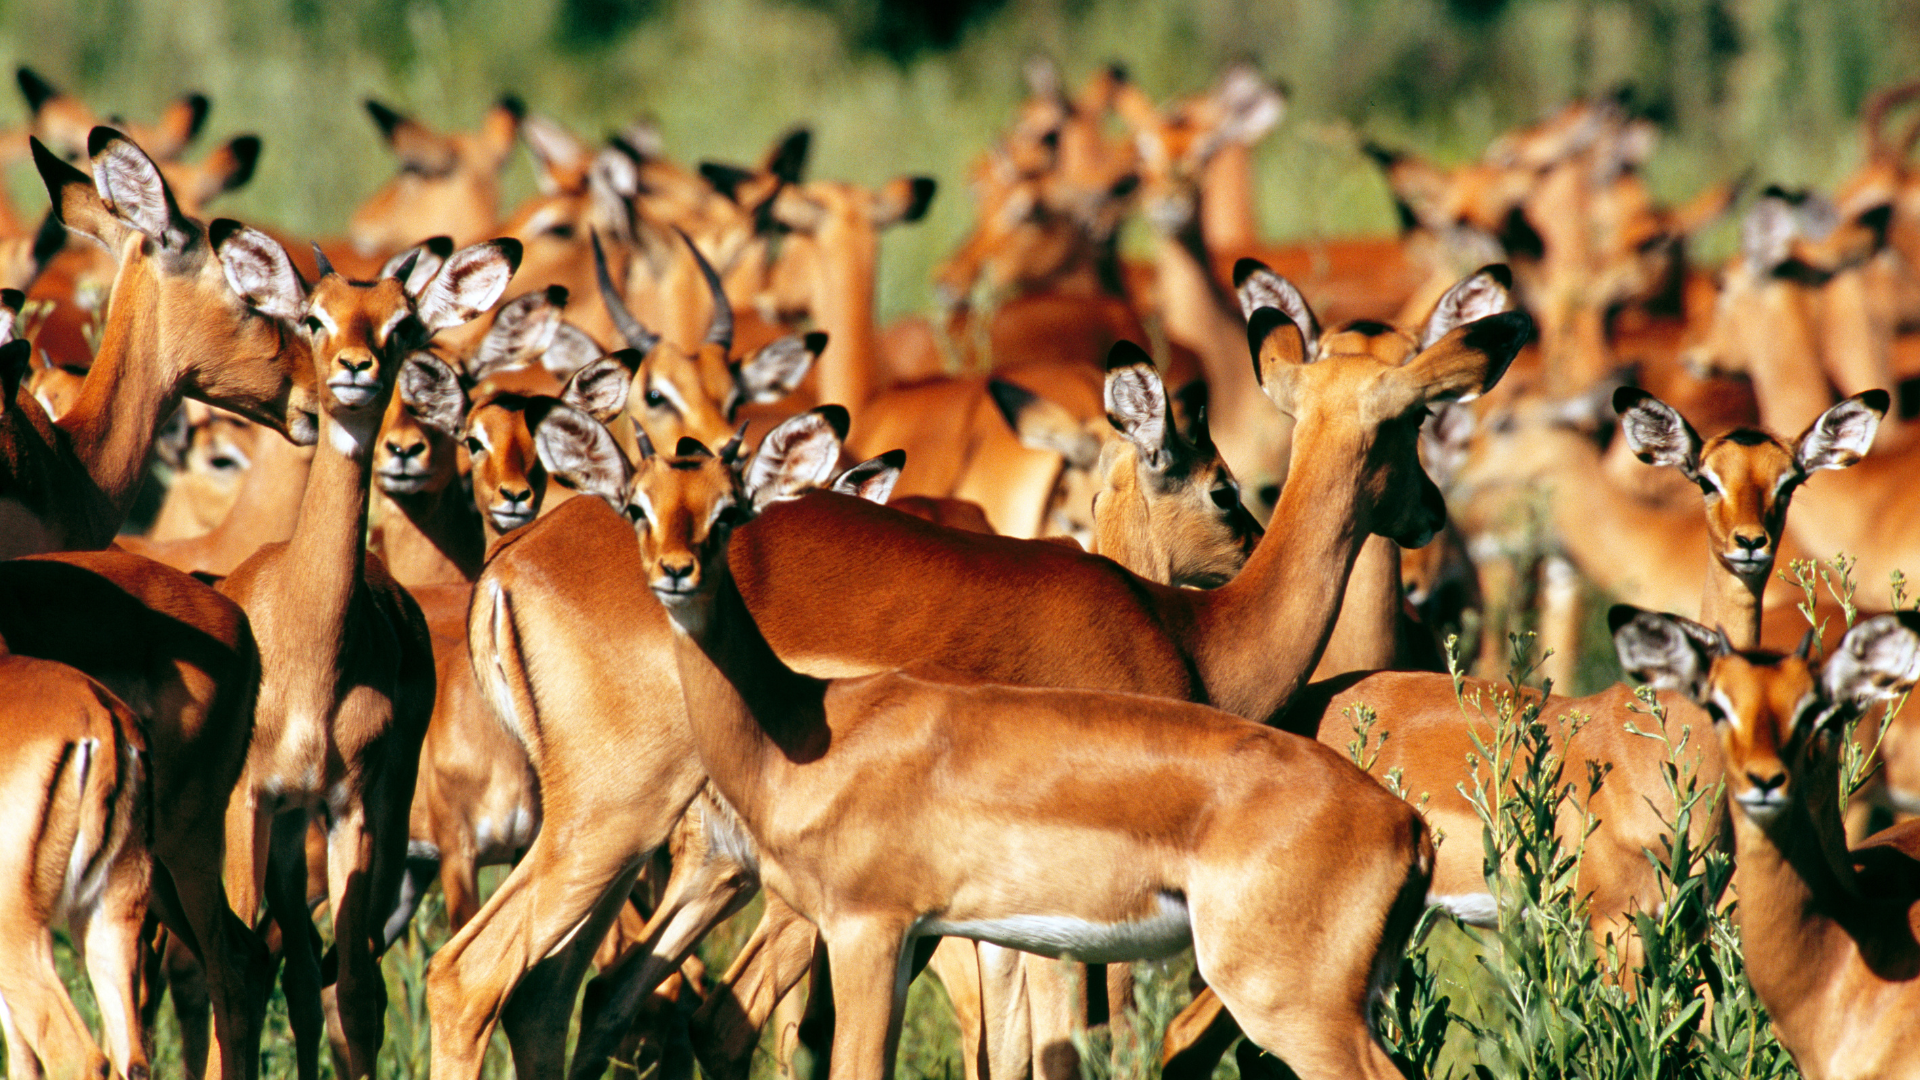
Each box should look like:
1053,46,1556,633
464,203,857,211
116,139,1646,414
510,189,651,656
328,378,382,409
1722,551,1774,577
1734,789,1789,822
377,467,432,495
488,506,536,533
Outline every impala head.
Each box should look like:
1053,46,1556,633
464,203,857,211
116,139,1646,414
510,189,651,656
595,229,823,448
1112,64,1285,232
1612,605,1920,825
19,66,208,166
1615,387,1886,584
36,128,328,444
276,237,518,456
747,174,936,317
375,351,465,496
536,404,846,616
348,96,522,254
1091,341,1260,587
462,349,638,535
1237,259,1527,547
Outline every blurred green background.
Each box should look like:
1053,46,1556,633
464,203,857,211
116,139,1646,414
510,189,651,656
9,0,1919,319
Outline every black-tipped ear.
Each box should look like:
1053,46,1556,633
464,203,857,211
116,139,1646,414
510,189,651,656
1609,604,1720,700
496,94,527,121
831,449,905,504
816,403,851,442
365,99,407,140
224,134,262,191
987,378,1038,429
699,162,756,202
1105,339,1153,372
30,210,66,272
1231,257,1268,289
1614,386,1703,479
1244,307,1294,387
16,66,58,113
767,126,811,184
902,177,938,223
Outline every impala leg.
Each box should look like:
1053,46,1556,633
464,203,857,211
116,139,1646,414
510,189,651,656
501,861,642,1080
924,939,989,1080
819,919,915,1080
161,930,214,1080
1023,954,1087,1080
0,924,108,1080
73,847,153,1080
572,810,759,1080
426,828,647,1080
1160,987,1240,1080
1105,962,1137,1068
688,891,822,1080
266,812,325,1080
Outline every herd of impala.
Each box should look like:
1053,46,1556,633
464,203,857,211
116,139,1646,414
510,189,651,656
1,52,1918,1080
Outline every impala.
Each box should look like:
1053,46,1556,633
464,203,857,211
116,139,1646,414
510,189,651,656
1612,606,1920,1080
0,648,149,1080
429,280,1522,1080
633,433,1434,1080
217,238,517,1080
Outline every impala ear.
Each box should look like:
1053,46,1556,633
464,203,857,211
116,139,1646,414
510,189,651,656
1234,260,1318,360
398,352,467,437
1104,341,1170,469
469,286,565,379
90,127,194,250
414,239,521,332
1615,387,1703,481
729,331,824,417
34,138,129,251
521,113,594,195
1245,306,1309,403
1391,310,1530,410
210,219,307,321
988,377,1101,470
366,100,456,175
1609,605,1723,701
873,176,938,226
1796,390,1888,473
746,405,848,509
561,349,641,423
1824,613,1920,716
150,92,212,157
531,399,630,509
1420,264,1514,350
175,134,261,209
832,449,905,504
542,321,603,379
382,236,454,297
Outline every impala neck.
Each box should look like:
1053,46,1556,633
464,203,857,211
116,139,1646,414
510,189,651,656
1729,755,1865,1044
1740,278,1831,437
811,228,879,413
1312,535,1403,677
1700,563,1766,651
57,247,177,539
377,484,484,586
1199,144,1258,255
1151,208,1288,500
666,554,830,824
1194,407,1371,720
285,411,379,664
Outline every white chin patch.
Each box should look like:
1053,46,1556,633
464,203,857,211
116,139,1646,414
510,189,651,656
920,893,1192,964
329,416,377,458
1429,892,1498,927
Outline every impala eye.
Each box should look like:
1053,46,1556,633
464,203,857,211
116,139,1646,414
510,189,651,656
303,316,324,334
546,223,576,240
1210,486,1239,511
464,436,486,455
645,387,668,409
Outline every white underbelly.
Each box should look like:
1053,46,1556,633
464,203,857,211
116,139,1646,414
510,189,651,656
920,892,1193,964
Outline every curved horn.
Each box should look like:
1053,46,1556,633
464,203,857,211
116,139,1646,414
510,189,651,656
674,226,734,352
312,242,337,280
591,229,658,354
